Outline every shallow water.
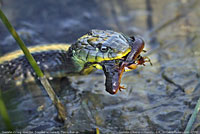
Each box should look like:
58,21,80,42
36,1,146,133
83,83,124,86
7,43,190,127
0,0,200,133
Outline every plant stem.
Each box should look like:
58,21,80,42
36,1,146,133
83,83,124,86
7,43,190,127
0,90,14,131
184,97,200,133
0,8,66,122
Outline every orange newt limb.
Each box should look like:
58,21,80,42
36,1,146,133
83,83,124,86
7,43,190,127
118,65,126,92
127,64,138,69
136,56,152,66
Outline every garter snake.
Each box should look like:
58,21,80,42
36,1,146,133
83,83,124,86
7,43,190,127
0,29,148,94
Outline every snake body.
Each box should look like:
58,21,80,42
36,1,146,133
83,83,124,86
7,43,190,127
0,30,137,92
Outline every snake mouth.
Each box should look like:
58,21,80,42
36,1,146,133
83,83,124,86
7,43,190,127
101,37,151,95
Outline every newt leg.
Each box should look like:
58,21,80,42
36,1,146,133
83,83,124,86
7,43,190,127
119,85,126,91
143,57,152,66
136,56,152,66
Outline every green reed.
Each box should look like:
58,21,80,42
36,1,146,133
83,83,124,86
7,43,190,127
0,90,14,130
0,8,66,122
184,98,200,133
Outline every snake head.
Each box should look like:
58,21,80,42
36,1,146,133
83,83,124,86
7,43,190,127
70,29,148,94
71,29,132,64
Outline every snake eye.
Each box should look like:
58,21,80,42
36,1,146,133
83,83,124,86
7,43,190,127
87,31,93,35
99,46,108,53
130,36,135,42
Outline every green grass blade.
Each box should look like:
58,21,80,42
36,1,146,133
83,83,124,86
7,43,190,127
0,8,66,121
0,8,43,77
0,90,14,131
184,98,200,133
